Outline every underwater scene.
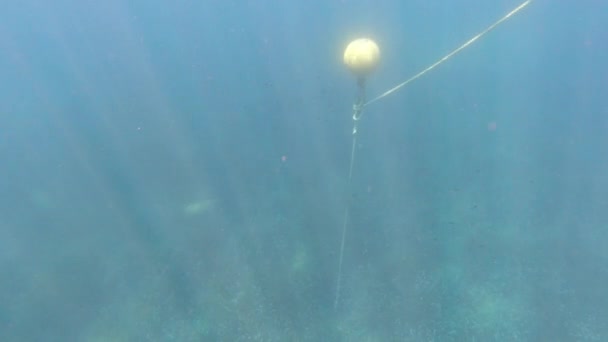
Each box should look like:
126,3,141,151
1,0,607,340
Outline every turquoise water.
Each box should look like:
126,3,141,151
1,0,607,340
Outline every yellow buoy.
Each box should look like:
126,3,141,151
343,38,380,77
